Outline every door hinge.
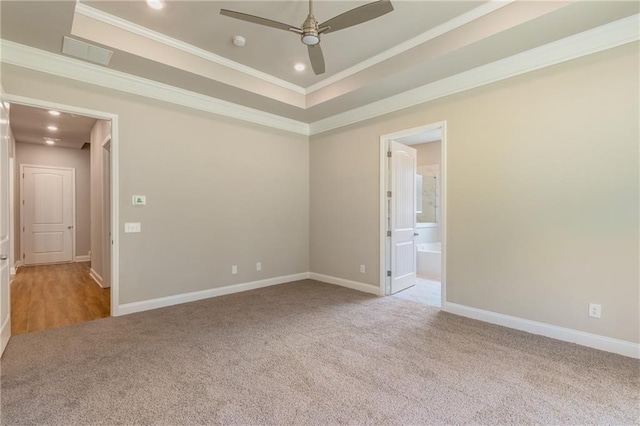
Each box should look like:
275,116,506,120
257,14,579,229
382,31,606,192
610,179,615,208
22,173,24,178
387,270,392,277
387,151,392,158
22,226,25,232
387,191,392,198
386,230,391,237
22,200,24,205
22,253,25,259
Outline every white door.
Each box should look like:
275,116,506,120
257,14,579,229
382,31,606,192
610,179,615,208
22,165,75,265
1,99,11,354
389,140,417,294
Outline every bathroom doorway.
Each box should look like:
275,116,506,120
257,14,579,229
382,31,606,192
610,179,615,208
379,122,446,308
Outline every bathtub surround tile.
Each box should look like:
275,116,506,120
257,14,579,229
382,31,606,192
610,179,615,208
417,164,441,224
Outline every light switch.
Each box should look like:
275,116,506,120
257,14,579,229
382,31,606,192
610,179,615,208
132,195,146,206
124,222,141,233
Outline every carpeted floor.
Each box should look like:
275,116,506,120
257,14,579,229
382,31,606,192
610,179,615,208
1,280,638,425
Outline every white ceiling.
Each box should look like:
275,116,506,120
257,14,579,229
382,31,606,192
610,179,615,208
10,104,96,149
1,1,638,125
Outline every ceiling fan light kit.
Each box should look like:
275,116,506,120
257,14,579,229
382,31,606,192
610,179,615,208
220,0,394,75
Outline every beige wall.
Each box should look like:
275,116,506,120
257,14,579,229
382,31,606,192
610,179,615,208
14,142,91,258
311,43,639,343
90,120,110,279
416,141,441,166
1,65,310,305
2,42,637,344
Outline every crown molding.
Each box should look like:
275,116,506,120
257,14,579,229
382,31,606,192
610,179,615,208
75,2,307,95
304,0,514,94
1,14,637,137
309,13,640,135
0,40,310,135
76,1,513,97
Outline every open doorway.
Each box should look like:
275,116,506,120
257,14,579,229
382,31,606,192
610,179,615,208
8,102,113,334
379,122,446,308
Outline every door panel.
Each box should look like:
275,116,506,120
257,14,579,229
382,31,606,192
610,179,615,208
390,140,417,294
1,99,11,354
34,173,64,223
23,166,74,265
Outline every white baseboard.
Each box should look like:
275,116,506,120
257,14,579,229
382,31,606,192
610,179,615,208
309,272,380,296
75,255,90,262
10,261,22,279
89,268,104,287
0,316,11,357
443,302,640,359
115,272,311,316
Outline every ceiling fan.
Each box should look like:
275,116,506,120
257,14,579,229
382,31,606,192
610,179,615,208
220,0,394,75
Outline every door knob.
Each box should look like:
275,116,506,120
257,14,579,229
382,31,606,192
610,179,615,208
67,226,73,229
0,255,7,261
413,233,419,236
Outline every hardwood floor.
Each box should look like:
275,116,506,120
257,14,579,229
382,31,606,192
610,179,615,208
11,262,110,335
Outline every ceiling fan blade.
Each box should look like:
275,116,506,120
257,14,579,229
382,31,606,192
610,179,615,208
220,9,301,33
320,0,394,34
308,44,325,75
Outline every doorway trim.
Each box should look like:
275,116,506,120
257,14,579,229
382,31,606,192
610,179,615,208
101,135,111,289
19,164,76,265
5,94,120,316
379,121,447,306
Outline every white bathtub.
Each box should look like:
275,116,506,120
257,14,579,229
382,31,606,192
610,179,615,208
417,242,441,280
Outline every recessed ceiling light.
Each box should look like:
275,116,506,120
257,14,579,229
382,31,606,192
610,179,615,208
45,140,55,145
146,0,165,10
48,110,60,116
294,63,306,72
47,125,58,131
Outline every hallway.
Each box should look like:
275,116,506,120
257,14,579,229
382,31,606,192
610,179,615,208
11,262,110,335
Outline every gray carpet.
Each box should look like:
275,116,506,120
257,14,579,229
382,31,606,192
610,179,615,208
1,280,638,425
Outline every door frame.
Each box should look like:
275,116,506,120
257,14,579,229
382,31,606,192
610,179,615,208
19,164,76,265
5,94,120,316
101,135,111,288
379,121,448,307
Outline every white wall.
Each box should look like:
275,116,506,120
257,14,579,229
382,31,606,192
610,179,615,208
310,43,639,343
14,142,91,258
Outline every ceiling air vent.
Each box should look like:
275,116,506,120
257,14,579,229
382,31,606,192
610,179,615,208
62,36,113,66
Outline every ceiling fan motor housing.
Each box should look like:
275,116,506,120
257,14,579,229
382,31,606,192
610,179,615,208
301,15,320,45
220,0,395,75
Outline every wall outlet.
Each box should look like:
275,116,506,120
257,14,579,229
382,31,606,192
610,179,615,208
588,303,601,318
360,264,366,273
124,222,141,233
256,262,262,271
231,265,238,275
